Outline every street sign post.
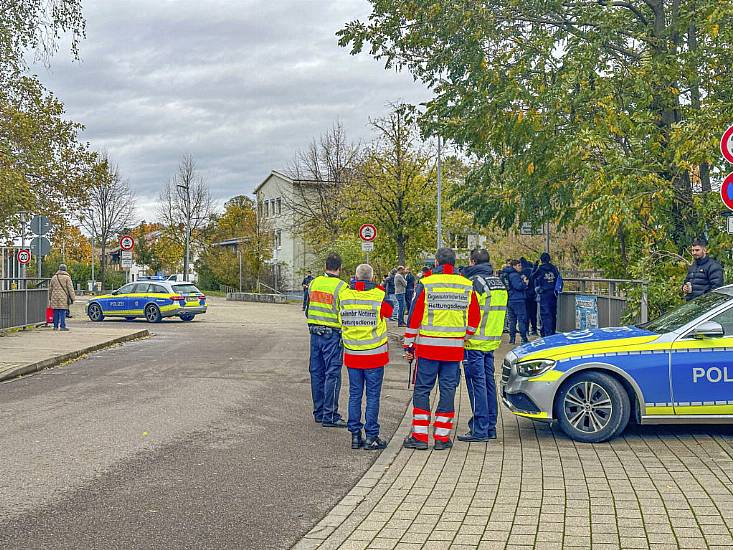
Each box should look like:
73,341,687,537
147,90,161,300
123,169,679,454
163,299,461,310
121,250,133,260
30,215,52,236
721,173,733,211
121,258,133,268
17,249,31,265
359,224,377,242
120,235,135,251
30,236,51,257
722,125,733,164
361,241,374,252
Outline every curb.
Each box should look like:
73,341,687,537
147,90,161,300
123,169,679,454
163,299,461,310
0,329,150,383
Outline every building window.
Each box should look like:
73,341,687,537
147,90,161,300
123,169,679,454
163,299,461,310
276,198,282,215
265,200,270,217
258,201,263,219
276,229,282,249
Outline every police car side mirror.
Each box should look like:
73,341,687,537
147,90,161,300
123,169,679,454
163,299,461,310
111,290,119,296
692,321,724,339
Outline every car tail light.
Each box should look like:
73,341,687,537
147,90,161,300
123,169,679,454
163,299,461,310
170,295,184,301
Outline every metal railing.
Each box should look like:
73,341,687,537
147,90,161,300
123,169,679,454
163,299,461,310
556,277,648,332
0,278,50,330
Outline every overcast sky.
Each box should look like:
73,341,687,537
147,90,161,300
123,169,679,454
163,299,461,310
36,0,429,220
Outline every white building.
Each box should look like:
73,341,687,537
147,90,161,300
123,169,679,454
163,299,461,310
254,170,317,292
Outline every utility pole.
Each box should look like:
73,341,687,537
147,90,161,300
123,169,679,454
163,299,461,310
178,180,192,281
20,211,27,287
91,236,95,291
238,246,243,292
545,222,551,254
436,135,443,249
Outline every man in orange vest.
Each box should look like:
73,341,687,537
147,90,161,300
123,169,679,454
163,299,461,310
403,247,480,450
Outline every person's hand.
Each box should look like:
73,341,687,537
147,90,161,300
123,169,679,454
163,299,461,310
682,282,691,294
403,347,415,362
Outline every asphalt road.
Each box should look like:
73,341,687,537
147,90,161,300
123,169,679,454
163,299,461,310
0,298,412,549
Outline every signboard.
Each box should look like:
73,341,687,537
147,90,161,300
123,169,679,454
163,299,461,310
121,258,133,268
728,216,733,235
520,222,544,236
121,250,133,260
359,224,377,242
721,173,733,210
30,215,52,236
361,241,374,252
17,249,31,265
30,236,51,257
721,125,733,164
575,295,599,330
120,235,135,251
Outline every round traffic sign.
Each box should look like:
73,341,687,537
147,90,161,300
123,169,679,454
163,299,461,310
120,235,135,251
722,125,733,164
17,249,31,265
721,173,733,210
359,224,377,242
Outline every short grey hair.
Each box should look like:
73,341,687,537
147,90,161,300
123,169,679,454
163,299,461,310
355,263,373,281
58,263,68,272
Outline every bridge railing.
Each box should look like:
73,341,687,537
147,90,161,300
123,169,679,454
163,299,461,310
0,278,50,331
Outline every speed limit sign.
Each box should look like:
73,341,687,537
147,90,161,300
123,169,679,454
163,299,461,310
119,235,135,251
17,249,31,265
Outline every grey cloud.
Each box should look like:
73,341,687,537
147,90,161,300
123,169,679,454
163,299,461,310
36,0,428,218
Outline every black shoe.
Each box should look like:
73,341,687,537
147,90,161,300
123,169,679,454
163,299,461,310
402,436,428,450
322,419,347,428
457,432,490,442
521,339,529,345
364,436,387,450
352,432,364,449
486,430,497,439
314,418,322,424
434,439,453,451
508,339,515,345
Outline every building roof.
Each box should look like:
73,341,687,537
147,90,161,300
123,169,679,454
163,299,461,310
253,169,337,195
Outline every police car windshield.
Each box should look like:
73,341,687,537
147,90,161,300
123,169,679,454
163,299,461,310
642,291,730,333
172,284,200,295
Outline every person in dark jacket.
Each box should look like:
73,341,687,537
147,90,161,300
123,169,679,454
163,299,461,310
502,260,529,344
405,268,416,307
302,270,314,311
520,257,538,335
532,253,562,337
683,238,724,301
385,269,397,321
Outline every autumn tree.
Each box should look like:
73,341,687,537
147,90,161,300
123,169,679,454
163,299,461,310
78,155,136,290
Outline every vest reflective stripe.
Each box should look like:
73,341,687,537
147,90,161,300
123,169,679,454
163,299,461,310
416,335,466,347
338,286,388,351
419,273,473,340
307,276,345,328
466,275,508,352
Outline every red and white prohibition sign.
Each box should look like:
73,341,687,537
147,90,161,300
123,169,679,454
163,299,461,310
721,124,733,164
119,235,135,251
359,224,377,242
17,249,31,264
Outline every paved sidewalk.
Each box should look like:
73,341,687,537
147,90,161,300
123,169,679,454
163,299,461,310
296,343,733,550
0,325,149,382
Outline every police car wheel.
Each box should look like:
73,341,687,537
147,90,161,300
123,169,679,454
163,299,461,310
555,371,630,443
144,304,162,323
87,303,104,322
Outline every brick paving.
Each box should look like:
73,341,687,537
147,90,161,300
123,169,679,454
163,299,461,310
294,344,733,550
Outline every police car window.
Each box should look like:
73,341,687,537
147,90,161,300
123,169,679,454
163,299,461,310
133,283,150,293
117,283,135,294
173,284,200,294
151,285,167,294
709,307,733,336
643,291,730,333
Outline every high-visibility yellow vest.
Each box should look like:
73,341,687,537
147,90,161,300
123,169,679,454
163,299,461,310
307,275,345,328
465,275,508,352
419,272,473,339
338,286,388,353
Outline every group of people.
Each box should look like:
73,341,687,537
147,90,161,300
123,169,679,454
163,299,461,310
304,246,514,451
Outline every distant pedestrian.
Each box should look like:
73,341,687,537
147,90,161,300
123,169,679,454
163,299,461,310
306,253,347,428
521,257,538,336
302,270,314,312
532,253,562,337
339,263,394,450
403,247,480,451
385,269,397,321
49,264,76,332
394,266,408,327
405,268,415,308
502,260,529,345
683,238,724,301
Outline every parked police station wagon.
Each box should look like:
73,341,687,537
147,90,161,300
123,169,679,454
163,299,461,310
86,279,207,323
502,286,733,442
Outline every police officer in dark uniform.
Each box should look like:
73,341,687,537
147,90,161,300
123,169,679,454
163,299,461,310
532,253,562,337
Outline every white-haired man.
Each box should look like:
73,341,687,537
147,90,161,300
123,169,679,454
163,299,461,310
338,263,394,451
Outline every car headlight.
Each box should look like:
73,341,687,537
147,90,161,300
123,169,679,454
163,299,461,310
516,359,556,378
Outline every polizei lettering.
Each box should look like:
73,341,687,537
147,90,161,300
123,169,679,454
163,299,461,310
340,309,377,327
692,367,733,383
427,292,469,310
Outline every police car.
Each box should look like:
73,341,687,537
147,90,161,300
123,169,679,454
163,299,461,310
502,286,733,442
86,279,207,323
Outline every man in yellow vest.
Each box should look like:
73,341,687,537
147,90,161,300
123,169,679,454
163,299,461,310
458,249,508,442
339,263,394,450
403,247,480,450
306,253,347,427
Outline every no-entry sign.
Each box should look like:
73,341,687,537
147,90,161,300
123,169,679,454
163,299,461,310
17,249,31,265
119,235,135,251
722,125,733,164
721,173,733,210
359,224,377,242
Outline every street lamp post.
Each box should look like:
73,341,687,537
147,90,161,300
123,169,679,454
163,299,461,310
437,135,443,249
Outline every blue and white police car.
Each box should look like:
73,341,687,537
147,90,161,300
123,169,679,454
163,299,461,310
86,279,207,323
502,287,733,442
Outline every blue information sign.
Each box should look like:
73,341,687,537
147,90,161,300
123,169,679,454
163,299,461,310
575,295,599,330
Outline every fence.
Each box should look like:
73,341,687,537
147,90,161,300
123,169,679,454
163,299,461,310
556,278,648,332
0,278,49,331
